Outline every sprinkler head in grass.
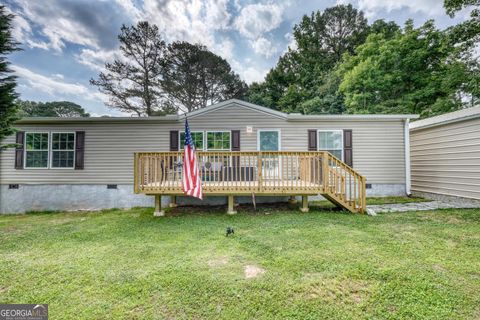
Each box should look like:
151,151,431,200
226,226,235,237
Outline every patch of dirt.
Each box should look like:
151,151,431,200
2,226,21,234
244,264,266,279
446,217,464,224
207,256,229,268
432,264,447,273
305,278,374,305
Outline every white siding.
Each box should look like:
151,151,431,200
410,117,480,199
0,103,406,185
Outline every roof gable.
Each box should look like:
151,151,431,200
182,99,288,120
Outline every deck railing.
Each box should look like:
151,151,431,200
134,151,366,213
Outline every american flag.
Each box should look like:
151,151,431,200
182,119,203,199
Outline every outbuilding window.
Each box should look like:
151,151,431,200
25,132,49,168
318,130,343,160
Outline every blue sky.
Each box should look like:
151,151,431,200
5,0,469,116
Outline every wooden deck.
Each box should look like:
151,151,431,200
134,151,366,214
143,180,323,194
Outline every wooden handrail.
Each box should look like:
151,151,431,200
133,151,366,213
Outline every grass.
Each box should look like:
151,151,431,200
1,204,479,319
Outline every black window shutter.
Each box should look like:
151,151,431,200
308,130,317,151
170,130,179,151
75,131,85,170
343,129,353,167
231,130,240,151
231,130,240,169
15,131,25,169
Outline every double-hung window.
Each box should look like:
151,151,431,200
24,132,75,169
206,131,231,151
51,133,75,168
318,130,343,160
179,131,204,150
25,133,49,168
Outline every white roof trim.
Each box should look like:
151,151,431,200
287,114,418,121
16,99,420,124
410,106,480,131
16,115,179,124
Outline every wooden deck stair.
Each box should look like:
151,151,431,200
134,151,366,214
321,153,366,213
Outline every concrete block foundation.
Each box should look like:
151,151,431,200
0,183,406,214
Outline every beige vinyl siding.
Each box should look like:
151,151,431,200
411,117,480,199
187,105,405,184
0,103,406,185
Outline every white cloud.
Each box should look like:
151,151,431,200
144,0,231,50
251,37,278,58
234,3,284,39
13,65,106,103
13,0,101,51
76,49,121,71
114,0,143,22
230,59,268,84
241,66,268,83
284,32,297,51
213,38,235,61
338,0,445,17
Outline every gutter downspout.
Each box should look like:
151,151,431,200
404,119,411,196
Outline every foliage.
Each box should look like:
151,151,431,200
0,6,19,150
90,21,167,116
338,20,479,117
17,100,90,117
247,5,389,114
444,0,480,103
1,207,480,318
91,22,247,115
248,3,477,117
161,42,247,113
444,0,479,16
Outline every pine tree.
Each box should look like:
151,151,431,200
0,5,20,150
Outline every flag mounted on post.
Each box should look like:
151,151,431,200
182,119,203,199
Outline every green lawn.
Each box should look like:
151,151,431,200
1,204,479,319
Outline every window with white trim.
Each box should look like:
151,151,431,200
25,132,49,168
51,133,75,168
318,130,343,160
179,131,204,150
206,131,230,150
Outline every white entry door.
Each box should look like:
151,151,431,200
258,130,280,180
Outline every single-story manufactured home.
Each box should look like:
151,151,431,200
410,106,480,201
0,99,418,214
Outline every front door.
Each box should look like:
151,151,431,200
258,130,280,180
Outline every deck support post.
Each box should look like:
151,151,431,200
153,195,165,217
288,195,297,204
300,195,309,213
227,195,237,215
169,195,178,208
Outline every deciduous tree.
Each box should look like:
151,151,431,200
17,100,90,117
338,20,477,117
247,4,371,114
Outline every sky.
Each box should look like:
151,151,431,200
4,0,470,116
